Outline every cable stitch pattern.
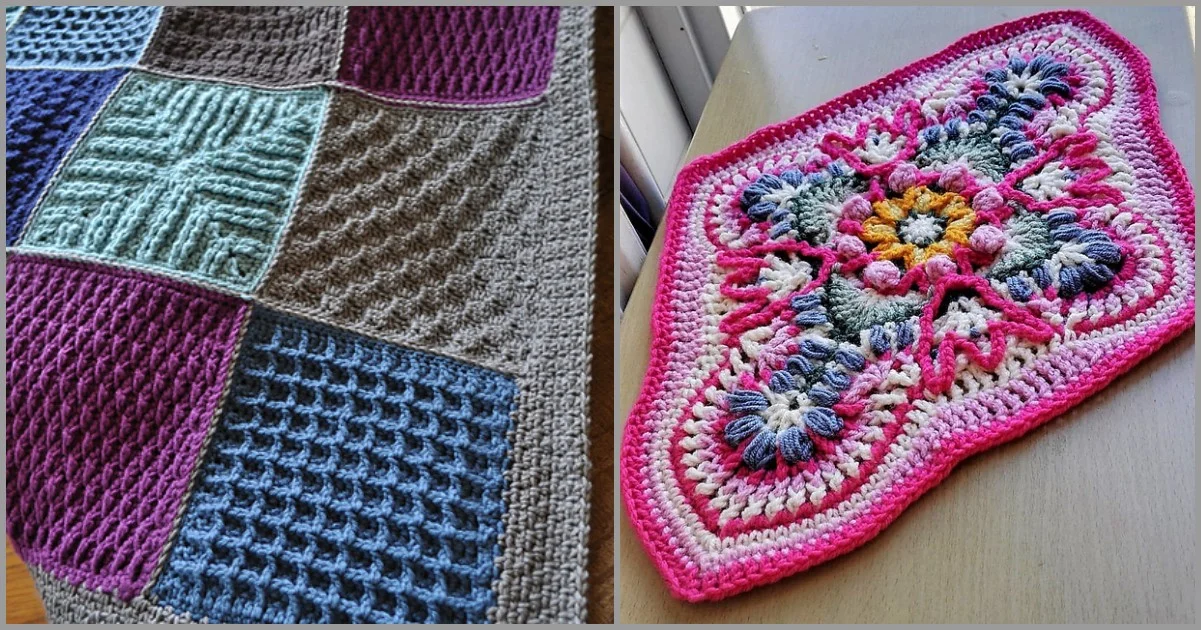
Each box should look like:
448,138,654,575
20,72,327,291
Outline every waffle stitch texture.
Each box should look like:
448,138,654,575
151,309,517,623
7,5,598,624
622,10,1195,601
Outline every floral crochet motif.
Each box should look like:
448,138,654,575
861,186,976,269
622,11,1194,603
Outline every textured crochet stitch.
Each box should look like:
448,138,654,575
20,73,327,291
5,5,160,69
5,255,247,599
5,68,127,244
152,309,516,623
6,5,598,624
339,6,560,104
140,7,344,86
622,11,1194,602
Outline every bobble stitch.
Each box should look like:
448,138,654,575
888,163,919,192
863,260,902,290
834,233,868,257
937,164,971,192
970,224,1007,254
925,254,958,281
842,195,874,221
972,186,1006,213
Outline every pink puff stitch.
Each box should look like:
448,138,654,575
622,10,1194,602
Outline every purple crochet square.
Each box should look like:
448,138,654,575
5,255,247,599
337,6,560,104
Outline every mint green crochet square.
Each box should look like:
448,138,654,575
21,72,328,292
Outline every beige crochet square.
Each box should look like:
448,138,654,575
259,92,541,373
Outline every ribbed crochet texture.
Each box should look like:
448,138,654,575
7,5,598,624
5,255,246,599
5,5,159,68
141,7,343,87
622,10,1195,602
21,73,326,291
5,68,126,244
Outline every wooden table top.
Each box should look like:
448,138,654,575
618,6,1195,623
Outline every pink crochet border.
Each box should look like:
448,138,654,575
621,10,1195,602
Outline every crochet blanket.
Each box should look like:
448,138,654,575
6,6,597,623
622,11,1194,602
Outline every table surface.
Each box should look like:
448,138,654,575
618,6,1195,623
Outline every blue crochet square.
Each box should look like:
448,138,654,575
152,310,516,624
5,6,23,30
5,68,127,245
5,6,160,69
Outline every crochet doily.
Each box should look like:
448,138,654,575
622,10,1194,602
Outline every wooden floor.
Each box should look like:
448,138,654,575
4,8,615,625
6,539,46,624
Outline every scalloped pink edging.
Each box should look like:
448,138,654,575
621,9,1195,603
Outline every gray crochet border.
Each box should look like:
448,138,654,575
488,6,599,623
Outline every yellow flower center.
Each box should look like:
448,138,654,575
859,186,976,269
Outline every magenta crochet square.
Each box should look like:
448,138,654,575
338,6,559,104
5,255,247,599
